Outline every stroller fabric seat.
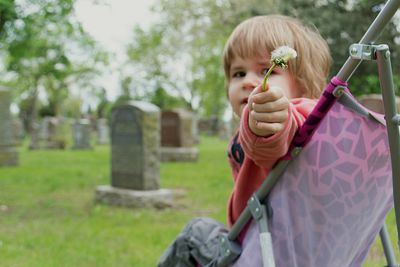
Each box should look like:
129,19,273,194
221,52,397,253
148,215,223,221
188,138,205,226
232,94,393,267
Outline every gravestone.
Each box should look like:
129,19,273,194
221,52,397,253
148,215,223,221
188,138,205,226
358,94,400,114
28,122,40,150
40,117,53,145
160,109,199,162
71,119,92,150
95,101,173,209
198,115,221,136
96,118,109,145
111,102,160,190
12,117,24,146
0,87,18,166
38,117,67,149
192,113,200,144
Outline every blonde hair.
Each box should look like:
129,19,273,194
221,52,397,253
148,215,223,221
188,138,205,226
223,15,332,99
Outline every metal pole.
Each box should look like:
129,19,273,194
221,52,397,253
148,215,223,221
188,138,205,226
380,223,398,266
376,45,400,251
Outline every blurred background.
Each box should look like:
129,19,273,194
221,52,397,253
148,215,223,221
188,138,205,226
1,0,400,136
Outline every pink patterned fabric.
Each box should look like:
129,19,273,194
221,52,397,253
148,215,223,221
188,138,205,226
231,96,393,267
292,76,347,149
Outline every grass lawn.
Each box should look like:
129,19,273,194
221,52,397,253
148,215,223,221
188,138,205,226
0,135,398,266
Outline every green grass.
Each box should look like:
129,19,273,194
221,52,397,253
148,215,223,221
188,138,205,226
0,136,398,266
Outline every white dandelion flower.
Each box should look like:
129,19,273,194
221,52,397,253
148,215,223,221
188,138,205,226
271,46,297,68
262,46,297,91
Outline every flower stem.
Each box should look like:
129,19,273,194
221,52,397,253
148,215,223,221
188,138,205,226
262,62,276,91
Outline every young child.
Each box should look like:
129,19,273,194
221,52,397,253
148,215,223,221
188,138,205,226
158,15,332,267
223,15,332,226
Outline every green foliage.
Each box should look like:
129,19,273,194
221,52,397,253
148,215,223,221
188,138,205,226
150,87,184,110
38,103,56,117
95,87,110,119
1,0,108,132
0,0,17,36
277,0,400,96
62,96,83,119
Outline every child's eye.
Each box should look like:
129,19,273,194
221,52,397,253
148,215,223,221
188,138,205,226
232,71,246,78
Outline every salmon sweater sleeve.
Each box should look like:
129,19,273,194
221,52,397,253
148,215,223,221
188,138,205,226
227,98,317,225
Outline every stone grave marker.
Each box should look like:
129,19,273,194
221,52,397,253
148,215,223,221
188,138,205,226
12,117,24,146
192,113,200,144
38,117,67,149
72,118,92,150
96,118,109,145
160,109,199,162
28,122,40,150
0,87,18,166
95,101,173,209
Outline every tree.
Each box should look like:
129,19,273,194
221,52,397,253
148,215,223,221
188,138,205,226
124,0,278,117
277,0,400,95
150,87,183,110
0,0,16,36
1,0,108,133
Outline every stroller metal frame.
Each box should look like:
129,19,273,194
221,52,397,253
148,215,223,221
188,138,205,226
217,0,400,266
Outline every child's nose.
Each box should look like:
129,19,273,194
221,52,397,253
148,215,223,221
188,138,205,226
242,72,260,90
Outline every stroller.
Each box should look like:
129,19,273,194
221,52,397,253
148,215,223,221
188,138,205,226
159,0,400,266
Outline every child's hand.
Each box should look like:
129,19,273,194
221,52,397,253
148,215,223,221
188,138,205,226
247,84,289,137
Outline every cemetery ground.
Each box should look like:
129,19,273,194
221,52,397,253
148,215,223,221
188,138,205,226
0,136,398,267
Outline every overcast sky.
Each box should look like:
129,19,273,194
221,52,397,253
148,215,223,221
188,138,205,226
75,0,156,54
74,0,158,100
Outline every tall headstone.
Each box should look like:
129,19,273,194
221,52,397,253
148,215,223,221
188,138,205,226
72,118,92,150
111,102,160,190
198,116,220,136
160,109,199,162
95,101,173,208
28,122,40,150
12,117,24,146
38,117,67,149
192,113,200,144
96,118,109,145
0,87,18,166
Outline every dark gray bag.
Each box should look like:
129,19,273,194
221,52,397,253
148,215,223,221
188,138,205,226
157,217,230,267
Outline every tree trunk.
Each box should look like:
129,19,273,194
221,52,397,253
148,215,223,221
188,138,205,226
20,85,39,136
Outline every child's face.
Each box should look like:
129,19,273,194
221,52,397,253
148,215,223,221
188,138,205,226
227,55,300,117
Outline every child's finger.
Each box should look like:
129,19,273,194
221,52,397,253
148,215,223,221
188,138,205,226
252,97,289,113
254,121,285,134
250,109,288,123
252,86,283,104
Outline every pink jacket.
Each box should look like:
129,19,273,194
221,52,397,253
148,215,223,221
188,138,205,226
227,98,317,226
